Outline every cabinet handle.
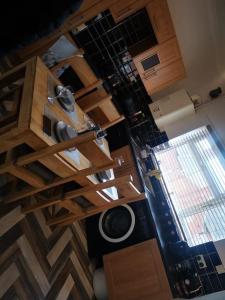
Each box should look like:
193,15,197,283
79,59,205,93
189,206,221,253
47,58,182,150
144,71,157,80
143,67,156,77
116,6,135,18
144,67,156,74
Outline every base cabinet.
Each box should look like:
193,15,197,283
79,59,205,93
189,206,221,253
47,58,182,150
104,239,172,300
111,145,142,191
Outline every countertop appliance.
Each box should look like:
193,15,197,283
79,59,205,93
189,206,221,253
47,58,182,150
86,200,155,260
149,89,195,131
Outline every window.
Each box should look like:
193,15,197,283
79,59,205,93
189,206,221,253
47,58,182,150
153,126,225,246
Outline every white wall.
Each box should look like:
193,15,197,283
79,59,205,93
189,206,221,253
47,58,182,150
165,95,225,147
152,0,225,144
154,5,225,295
151,0,225,104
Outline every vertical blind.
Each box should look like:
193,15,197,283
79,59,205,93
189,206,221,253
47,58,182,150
154,126,225,246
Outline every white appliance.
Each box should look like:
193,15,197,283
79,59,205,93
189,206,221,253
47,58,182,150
93,268,108,300
149,89,195,131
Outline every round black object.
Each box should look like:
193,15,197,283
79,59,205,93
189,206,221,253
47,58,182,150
101,206,132,239
115,87,139,117
209,87,222,98
87,201,155,258
54,121,78,151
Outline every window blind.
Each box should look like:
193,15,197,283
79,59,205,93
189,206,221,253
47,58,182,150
154,126,225,246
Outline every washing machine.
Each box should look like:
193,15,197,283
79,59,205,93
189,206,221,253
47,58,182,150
86,199,155,259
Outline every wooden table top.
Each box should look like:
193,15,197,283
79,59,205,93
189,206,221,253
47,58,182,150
30,57,112,175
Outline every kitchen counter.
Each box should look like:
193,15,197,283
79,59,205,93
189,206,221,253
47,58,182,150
174,291,225,300
128,135,204,298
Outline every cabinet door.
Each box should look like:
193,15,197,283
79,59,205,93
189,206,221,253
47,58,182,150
110,0,150,23
104,239,172,300
67,0,114,28
146,0,175,43
133,37,181,79
111,145,133,167
111,146,142,191
143,59,186,95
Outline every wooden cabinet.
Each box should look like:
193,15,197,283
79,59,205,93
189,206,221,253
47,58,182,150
17,0,185,96
104,239,172,300
146,0,175,43
142,59,185,94
110,0,150,23
110,0,174,42
133,37,185,95
133,37,181,78
66,0,115,28
109,0,185,95
111,145,142,191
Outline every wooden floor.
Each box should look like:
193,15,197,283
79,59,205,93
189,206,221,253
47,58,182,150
0,203,95,300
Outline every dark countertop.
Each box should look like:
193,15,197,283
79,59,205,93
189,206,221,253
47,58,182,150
129,136,203,298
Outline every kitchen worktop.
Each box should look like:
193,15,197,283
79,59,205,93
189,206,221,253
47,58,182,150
127,129,225,298
128,135,205,298
174,291,225,300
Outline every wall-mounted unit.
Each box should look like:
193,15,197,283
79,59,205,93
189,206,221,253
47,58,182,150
149,89,195,131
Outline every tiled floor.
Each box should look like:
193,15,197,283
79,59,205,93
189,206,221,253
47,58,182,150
0,54,95,300
0,204,94,299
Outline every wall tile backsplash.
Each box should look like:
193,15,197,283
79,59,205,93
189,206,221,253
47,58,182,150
166,231,225,297
191,242,225,294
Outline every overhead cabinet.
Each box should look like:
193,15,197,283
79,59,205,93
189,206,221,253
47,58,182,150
110,0,175,43
133,38,185,94
17,0,186,96
110,0,186,95
146,0,175,43
110,0,150,23
133,38,181,76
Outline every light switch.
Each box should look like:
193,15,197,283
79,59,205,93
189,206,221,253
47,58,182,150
195,255,207,269
216,264,225,274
